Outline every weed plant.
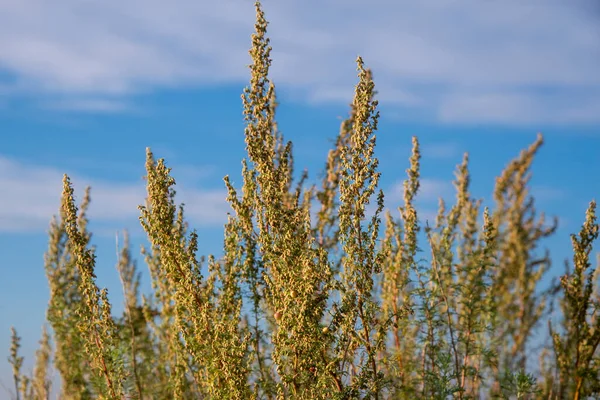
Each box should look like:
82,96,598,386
6,2,599,399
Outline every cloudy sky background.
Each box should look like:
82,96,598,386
0,0,599,395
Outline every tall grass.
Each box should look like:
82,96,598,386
7,2,599,399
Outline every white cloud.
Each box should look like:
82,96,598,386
418,179,454,201
0,0,598,124
439,90,600,125
0,155,229,234
41,98,133,113
388,178,453,205
421,142,462,160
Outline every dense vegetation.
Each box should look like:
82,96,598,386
6,2,599,399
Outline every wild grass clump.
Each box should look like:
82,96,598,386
6,1,599,399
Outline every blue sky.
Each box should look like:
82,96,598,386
0,0,599,395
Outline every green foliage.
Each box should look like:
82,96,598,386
6,1,599,399
550,201,600,400
497,369,542,399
